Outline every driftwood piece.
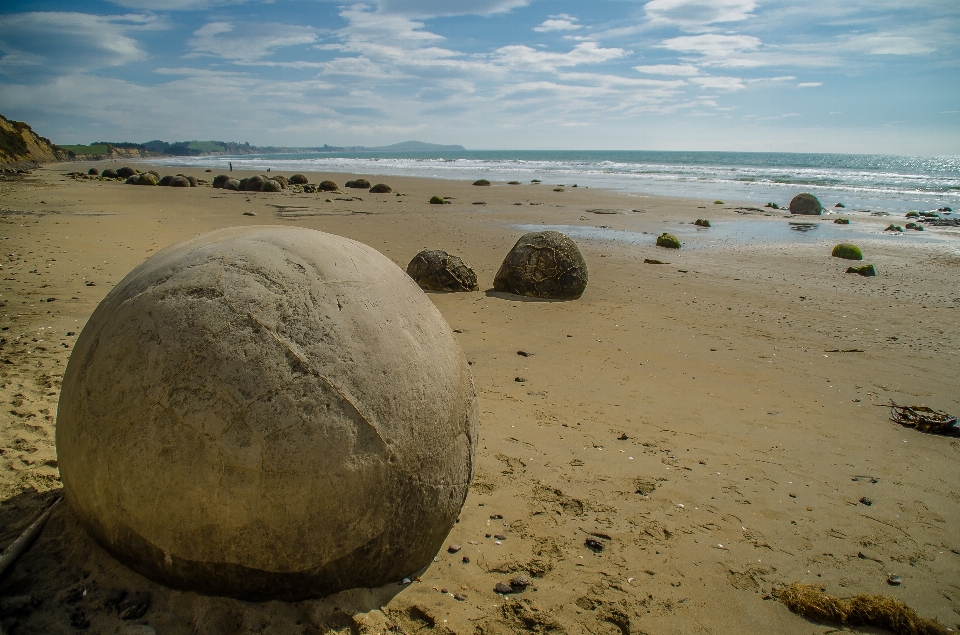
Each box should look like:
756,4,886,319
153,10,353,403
0,497,62,578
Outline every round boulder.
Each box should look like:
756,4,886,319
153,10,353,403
117,167,136,178
223,178,241,191
369,183,392,194
102,169,119,179
88,168,100,176
261,179,282,193
212,174,230,188
473,179,491,186
493,231,587,300
831,243,863,260
169,176,191,188
136,173,158,186
56,226,478,601
429,196,445,205
289,174,309,185
245,175,268,192
125,175,139,184
270,175,288,188
318,180,338,192
407,250,479,292
789,193,822,215
158,175,173,186
656,233,681,249
345,179,371,189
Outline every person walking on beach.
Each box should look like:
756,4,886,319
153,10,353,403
229,162,233,172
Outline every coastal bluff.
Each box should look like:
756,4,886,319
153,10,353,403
0,113,71,170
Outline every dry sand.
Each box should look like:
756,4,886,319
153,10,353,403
1,162,958,635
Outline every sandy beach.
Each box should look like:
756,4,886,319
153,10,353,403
1,161,958,634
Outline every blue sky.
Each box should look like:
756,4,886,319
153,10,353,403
1,0,958,153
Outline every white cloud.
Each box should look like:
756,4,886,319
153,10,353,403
354,0,530,17
188,22,319,63
0,12,153,75
846,33,936,55
534,14,582,32
660,33,762,57
107,0,248,9
644,0,757,30
690,75,745,91
746,75,795,82
493,42,628,71
797,82,822,87
634,64,700,76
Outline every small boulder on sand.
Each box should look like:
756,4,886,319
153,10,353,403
846,264,876,276
493,231,588,300
831,244,863,260
318,180,338,192
369,183,392,193
473,179,491,186
789,193,822,215
430,196,445,205
406,250,479,292
289,174,309,185
345,179,371,189
656,233,681,249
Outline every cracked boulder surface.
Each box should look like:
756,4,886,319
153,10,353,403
406,249,479,292
55,226,478,602
493,230,588,300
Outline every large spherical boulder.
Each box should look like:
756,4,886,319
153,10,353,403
223,178,241,191
169,175,191,187
117,167,136,178
88,168,100,176
157,175,173,186
345,179,371,189
261,179,282,192
493,231,587,299
789,193,822,215
102,168,119,179
270,175,288,188
212,174,230,188
289,174,309,185
407,250,479,292
56,226,478,601
245,175,268,192
369,183,392,193
318,180,339,192
135,173,158,186
832,243,863,260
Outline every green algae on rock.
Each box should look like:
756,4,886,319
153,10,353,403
656,233,681,249
831,244,863,260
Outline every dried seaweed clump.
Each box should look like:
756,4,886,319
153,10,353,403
776,583,950,635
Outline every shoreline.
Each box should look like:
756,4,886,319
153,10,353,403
1,161,958,634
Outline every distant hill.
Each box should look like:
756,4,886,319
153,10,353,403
0,114,71,168
364,141,467,152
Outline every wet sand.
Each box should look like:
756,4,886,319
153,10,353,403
1,162,959,634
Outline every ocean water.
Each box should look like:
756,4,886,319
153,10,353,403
155,150,960,214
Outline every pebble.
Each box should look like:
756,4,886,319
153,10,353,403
494,534,507,540
490,514,504,519
585,538,604,552
440,588,448,594
454,593,467,601
859,497,873,506
243,211,257,216
887,574,902,586
494,582,514,594
517,351,533,357
462,556,470,564
514,377,526,382
447,544,461,553
510,575,531,588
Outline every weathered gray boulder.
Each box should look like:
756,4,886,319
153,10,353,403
56,226,477,602
493,231,587,299
407,250,478,292
169,175,191,187
117,167,136,178
223,178,240,191
261,179,282,192
789,193,822,215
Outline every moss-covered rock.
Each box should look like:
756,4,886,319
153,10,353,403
834,218,850,225
789,193,822,215
345,179,371,189
289,174,309,185
473,179,491,186
846,264,876,276
117,167,136,178
369,183,392,193
884,224,904,232
905,222,924,231
494,231,587,299
87,168,100,176
136,173,158,186
906,211,919,218
656,233,681,249
261,179,282,193
169,175,191,188
406,250,479,292
212,174,230,188
831,244,863,260
429,196,445,205
694,219,711,227
102,168,118,179
244,175,268,192
318,180,338,192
